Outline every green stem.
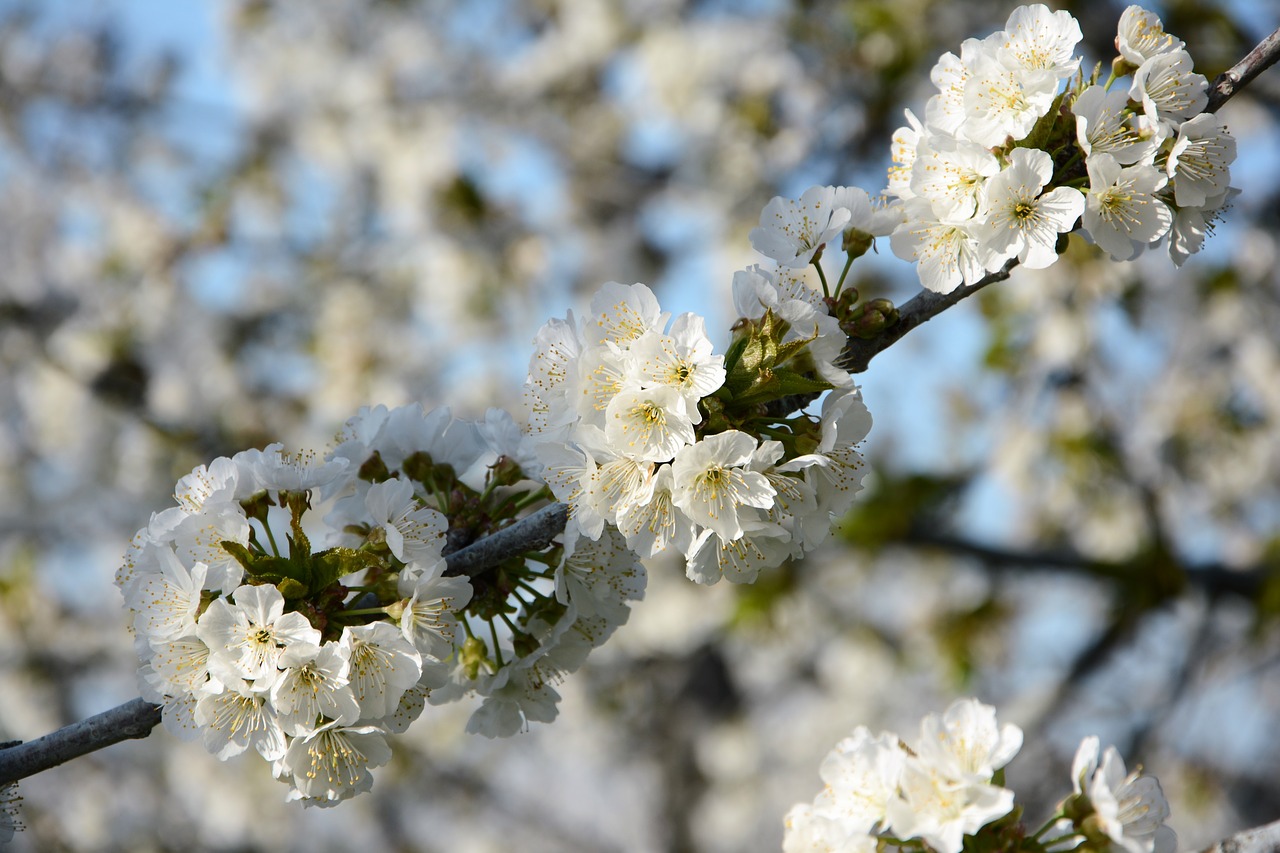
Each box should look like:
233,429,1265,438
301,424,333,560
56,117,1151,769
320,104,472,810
814,259,831,299
498,611,521,637
339,606,390,617
1029,811,1069,842
489,620,505,668
832,252,856,300
262,520,282,558
513,486,553,511
514,579,546,599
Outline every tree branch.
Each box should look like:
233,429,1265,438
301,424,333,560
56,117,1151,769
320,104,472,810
1207,26,1280,114
0,699,160,786
902,529,1266,601
838,259,1019,375
444,501,569,577
1197,818,1280,853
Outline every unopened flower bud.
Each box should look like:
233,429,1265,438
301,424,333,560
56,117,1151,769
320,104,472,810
1111,53,1137,80
842,227,875,260
843,298,899,339
358,450,391,483
488,455,525,487
461,636,488,680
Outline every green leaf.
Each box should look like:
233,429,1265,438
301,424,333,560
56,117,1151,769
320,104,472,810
1013,89,1066,153
721,331,750,374
219,540,310,588
310,548,386,593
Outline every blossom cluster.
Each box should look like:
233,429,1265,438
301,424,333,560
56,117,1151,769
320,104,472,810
524,279,873,585
784,698,1175,853
884,4,1237,291
115,403,643,805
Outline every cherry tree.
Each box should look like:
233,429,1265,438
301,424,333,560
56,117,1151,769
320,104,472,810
0,1,1279,850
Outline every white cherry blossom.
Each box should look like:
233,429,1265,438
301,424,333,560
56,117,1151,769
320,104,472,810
812,726,907,832
1167,187,1238,266
604,385,696,463
913,698,1024,782
193,681,288,762
1130,50,1208,130
684,520,792,585
890,199,997,293
280,722,393,805
977,147,1084,269
910,133,1001,220
1166,112,1237,207
1073,84,1165,165
362,478,449,568
583,280,667,347
886,758,1016,853
783,803,878,853
671,431,777,542
615,464,698,558
961,49,1059,148
341,622,423,719
236,443,349,497
270,642,361,735
394,569,473,659
1072,736,1177,853
125,545,208,642
1082,153,1173,261
197,584,322,685
750,185,853,268
924,43,978,137
887,109,925,199
630,314,726,406
1116,5,1185,67
998,3,1082,79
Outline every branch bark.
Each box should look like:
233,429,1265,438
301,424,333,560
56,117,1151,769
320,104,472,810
0,699,160,786
1198,818,1280,853
1207,26,1280,114
838,260,1019,375
903,529,1267,601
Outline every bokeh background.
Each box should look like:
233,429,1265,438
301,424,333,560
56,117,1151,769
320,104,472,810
1,0,1279,850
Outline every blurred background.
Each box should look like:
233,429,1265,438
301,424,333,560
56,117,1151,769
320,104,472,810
1,0,1278,850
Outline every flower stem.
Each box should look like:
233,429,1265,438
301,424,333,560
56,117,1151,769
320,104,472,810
814,259,831,298
832,252,856,299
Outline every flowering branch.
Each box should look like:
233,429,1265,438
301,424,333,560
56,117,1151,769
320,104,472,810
5,4,1280,838
1206,26,1280,114
0,501,574,787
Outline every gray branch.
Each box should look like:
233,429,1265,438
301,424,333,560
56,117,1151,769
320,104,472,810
1207,26,1280,114
838,259,1018,374
0,699,160,786
1198,818,1280,853
444,501,569,576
